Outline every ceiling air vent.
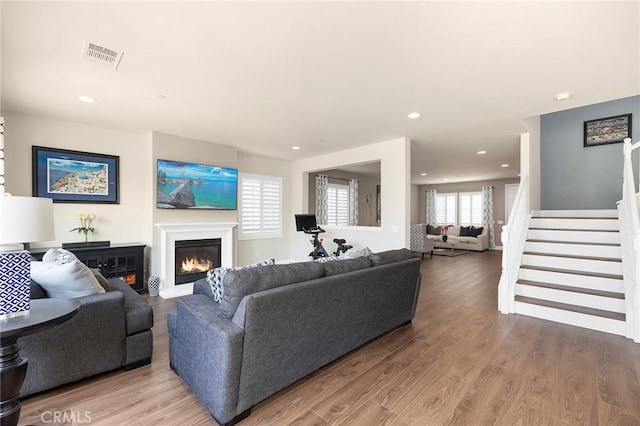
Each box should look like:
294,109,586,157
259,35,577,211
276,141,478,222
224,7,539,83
82,41,124,70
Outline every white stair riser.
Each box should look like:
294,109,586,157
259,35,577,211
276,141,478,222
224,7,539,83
514,302,626,335
527,229,620,244
518,268,625,293
530,218,619,230
525,241,621,259
532,210,618,218
522,254,622,275
515,285,625,313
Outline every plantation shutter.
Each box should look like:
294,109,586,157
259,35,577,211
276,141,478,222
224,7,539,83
327,184,349,226
238,173,282,240
459,192,483,226
436,193,457,225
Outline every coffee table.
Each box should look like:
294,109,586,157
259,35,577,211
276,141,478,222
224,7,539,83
432,238,469,257
0,299,80,426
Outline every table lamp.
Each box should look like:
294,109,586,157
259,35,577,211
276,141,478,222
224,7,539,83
0,196,55,319
0,118,55,319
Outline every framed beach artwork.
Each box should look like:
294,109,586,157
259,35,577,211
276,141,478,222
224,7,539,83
32,146,119,203
156,159,238,209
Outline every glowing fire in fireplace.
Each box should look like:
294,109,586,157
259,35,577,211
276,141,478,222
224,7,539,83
180,257,212,273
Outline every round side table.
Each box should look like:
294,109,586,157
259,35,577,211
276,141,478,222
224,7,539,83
0,299,80,426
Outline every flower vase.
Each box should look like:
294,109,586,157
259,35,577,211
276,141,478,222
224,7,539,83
82,230,89,242
442,234,448,242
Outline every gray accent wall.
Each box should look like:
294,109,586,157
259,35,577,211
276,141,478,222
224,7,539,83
541,95,639,210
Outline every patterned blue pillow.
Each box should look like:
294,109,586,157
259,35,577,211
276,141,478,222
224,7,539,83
314,255,343,263
206,259,275,303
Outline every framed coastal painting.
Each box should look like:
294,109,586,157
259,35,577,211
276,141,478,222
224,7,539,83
583,113,632,147
156,159,238,209
32,146,119,203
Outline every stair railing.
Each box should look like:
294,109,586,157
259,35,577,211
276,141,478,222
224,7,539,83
618,137,640,342
498,172,531,314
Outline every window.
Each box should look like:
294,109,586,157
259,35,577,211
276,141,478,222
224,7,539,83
436,193,457,225
459,192,483,226
238,173,282,240
326,183,349,226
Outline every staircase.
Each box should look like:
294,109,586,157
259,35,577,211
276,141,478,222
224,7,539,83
513,209,626,335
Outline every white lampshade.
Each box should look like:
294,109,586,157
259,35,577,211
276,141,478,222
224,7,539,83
0,195,55,245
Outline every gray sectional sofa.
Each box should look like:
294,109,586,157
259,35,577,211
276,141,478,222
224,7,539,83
168,248,422,425
19,278,154,397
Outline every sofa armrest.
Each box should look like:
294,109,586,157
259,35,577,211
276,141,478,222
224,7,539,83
173,295,245,424
476,231,489,250
19,290,127,396
193,278,216,301
109,278,154,335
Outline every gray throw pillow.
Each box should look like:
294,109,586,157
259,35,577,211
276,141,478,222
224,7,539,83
460,226,472,237
470,226,484,237
428,225,442,236
90,268,111,291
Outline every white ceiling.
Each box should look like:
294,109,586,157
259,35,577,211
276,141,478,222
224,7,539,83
2,2,638,184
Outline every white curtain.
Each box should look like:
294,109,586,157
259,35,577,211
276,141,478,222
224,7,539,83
482,186,496,249
315,174,328,224
425,189,437,224
348,179,358,226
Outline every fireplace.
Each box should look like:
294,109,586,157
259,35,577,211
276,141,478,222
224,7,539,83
156,222,236,299
174,238,221,285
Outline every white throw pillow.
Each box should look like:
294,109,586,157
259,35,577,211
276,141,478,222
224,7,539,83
42,248,78,264
31,260,106,298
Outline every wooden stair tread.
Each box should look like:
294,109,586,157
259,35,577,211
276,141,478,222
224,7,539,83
531,216,618,220
515,296,626,321
523,251,621,262
516,279,625,299
526,239,620,247
529,228,619,233
520,264,623,281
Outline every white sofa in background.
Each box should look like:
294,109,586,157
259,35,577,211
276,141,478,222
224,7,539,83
424,224,489,252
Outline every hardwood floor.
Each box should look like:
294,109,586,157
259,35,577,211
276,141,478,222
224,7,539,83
19,250,640,425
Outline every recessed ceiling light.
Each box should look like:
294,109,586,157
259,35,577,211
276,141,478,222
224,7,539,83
501,164,509,168
408,112,421,119
78,95,96,103
555,92,572,101
477,150,487,155
420,173,427,176
291,146,301,150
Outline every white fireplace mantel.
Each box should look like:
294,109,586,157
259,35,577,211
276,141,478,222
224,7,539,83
156,222,236,299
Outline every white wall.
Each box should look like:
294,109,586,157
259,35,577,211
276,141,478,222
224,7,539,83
522,117,541,211
4,112,153,251
290,137,411,260
237,152,293,265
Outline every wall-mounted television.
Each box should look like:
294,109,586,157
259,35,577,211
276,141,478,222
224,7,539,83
156,159,238,210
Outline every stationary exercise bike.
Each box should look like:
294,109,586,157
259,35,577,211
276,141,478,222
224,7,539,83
332,239,352,256
295,214,353,260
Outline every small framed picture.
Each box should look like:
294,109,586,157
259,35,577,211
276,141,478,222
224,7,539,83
32,146,119,203
584,113,632,147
